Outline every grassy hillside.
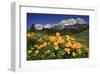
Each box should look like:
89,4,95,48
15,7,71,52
71,29,89,47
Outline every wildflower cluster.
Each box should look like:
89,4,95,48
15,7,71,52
27,32,89,60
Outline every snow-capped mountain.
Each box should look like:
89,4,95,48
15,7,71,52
59,18,76,25
54,18,88,30
34,24,43,30
76,18,87,24
43,24,52,29
59,18,87,26
31,17,88,34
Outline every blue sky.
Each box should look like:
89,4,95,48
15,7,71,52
27,13,89,29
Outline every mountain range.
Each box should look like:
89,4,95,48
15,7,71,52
30,17,89,34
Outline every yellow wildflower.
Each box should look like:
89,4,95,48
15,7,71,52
77,49,81,54
38,38,43,42
54,46,59,50
35,45,43,49
54,42,59,50
39,45,44,48
42,42,47,47
35,50,39,54
54,42,58,46
36,43,47,49
72,52,76,57
46,50,51,53
66,35,75,41
37,46,41,49
65,42,73,47
27,33,31,38
64,48,71,54
34,45,38,48
31,47,34,50
72,42,82,49
28,50,32,54
49,36,56,42
27,32,35,38
56,32,61,36
70,37,75,41
57,36,64,44
66,35,71,41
